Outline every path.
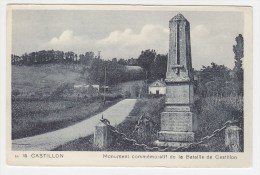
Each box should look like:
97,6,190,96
12,99,137,151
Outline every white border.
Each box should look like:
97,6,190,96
1,0,259,175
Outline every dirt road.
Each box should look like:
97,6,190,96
12,99,137,151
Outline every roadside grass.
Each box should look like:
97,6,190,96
12,97,122,139
53,96,165,151
53,95,243,152
194,95,243,152
116,96,165,146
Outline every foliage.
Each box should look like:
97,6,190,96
87,59,145,86
52,94,244,152
132,83,141,98
137,49,156,77
51,83,74,97
12,89,21,96
79,52,95,65
196,62,232,96
150,54,167,82
12,96,122,139
117,58,138,66
233,34,244,95
195,95,243,152
12,50,95,65
124,91,131,98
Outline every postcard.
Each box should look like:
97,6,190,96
6,4,252,167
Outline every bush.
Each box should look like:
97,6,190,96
124,91,131,98
12,89,20,96
51,83,74,98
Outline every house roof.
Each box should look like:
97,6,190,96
149,80,166,87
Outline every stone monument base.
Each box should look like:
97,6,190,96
158,131,194,142
155,111,198,149
154,140,192,148
154,131,195,149
160,111,198,132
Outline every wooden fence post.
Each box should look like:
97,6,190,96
225,125,242,152
94,122,112,150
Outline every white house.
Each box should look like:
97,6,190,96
149,80,166,95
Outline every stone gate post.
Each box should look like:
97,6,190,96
225,125,242,152
94,122,112,150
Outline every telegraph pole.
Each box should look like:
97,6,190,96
145,70,148,94
103,66,106,104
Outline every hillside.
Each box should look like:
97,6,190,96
12,64,86,95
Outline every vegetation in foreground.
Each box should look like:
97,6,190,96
54,94,243,152
12,96,122,139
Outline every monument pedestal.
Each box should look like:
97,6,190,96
155,111,198,148
154,140,193,148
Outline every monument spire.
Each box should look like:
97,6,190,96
167,13,192,82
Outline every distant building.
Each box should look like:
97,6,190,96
100,85,109,92
149,80,166,95
74,84,100,91
125,65,143,71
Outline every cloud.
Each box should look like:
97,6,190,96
40,24,236,69
191,24,234,69
39,25,169,59
49,30,82,44
95,25,169,58
40,30,86,51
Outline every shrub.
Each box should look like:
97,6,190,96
124,91,131,98
12,89,21,96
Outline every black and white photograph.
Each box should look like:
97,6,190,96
6,5,253,167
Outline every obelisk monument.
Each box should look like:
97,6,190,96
155,14,197,148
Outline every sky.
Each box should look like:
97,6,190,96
12,10,244,69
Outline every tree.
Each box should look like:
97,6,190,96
150,54,167,82
88,58,105,85
65,51,76,63
137,49,156,78
11,54,21,65
118,58,127,65
132,83,141,98
233,34,244,95
197,62,231,96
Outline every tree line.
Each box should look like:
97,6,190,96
12,50,139,66
12,50,79,65
12,34,244,95
196,34,244,96
85,58,145,86
135,35,244,96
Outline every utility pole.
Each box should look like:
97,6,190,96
98,51,101,59
103,66,106,104
145,70,148,94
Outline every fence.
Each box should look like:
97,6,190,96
94,115,242,152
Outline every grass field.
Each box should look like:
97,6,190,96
11,64,137,139
12,64,85,95
54,95,243,152
12,97,121,139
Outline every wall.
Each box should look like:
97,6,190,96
149,86,166,94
